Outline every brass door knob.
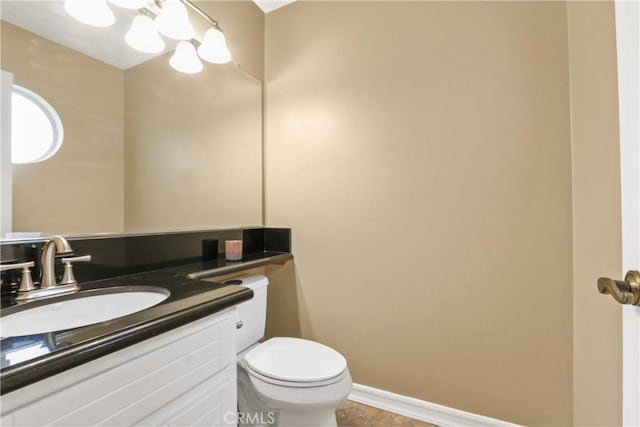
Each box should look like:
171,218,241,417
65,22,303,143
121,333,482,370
598,270,640,306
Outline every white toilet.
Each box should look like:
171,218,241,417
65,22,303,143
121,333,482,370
232,275,352,427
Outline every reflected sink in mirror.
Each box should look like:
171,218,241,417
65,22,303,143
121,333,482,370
0,286,170,337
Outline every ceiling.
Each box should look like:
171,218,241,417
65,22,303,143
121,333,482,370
0,0,295,70
252,0,297,13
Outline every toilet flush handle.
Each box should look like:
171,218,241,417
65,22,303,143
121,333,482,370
236,320,243,329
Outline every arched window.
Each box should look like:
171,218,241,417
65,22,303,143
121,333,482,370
11,85,64,164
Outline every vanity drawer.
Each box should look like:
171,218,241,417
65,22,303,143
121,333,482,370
1,308,237,426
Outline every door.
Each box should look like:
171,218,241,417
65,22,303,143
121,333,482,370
616,1,640,425
598,1,640,425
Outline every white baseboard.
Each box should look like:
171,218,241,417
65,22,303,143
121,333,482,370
348,383,521,427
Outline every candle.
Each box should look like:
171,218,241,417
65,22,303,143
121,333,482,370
225,240,243,261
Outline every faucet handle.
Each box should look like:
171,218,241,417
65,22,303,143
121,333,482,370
0,261,37,293
60,255,91,287
0,261,34,272
61,255,91,264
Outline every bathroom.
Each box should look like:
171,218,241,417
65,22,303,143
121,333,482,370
0,1,638,426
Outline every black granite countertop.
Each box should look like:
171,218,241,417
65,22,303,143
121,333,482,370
0,227,293,394
0,251,293,394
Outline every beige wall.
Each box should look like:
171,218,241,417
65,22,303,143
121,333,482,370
1,22,125,235
567,2,623,426
124,55,263,232
264,2,574,425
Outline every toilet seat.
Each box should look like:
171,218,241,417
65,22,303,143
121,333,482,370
244,363,349,388
243,337,347,387
242,364,353,409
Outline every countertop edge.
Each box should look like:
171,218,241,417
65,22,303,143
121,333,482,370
186,253,294,279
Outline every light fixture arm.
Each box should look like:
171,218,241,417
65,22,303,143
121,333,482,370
150,0,224,33
138,7,157,20
180,0,222,31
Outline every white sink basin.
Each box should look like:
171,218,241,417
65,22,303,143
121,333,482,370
1,287,170,337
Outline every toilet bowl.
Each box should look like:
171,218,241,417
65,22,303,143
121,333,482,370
231,275,352,427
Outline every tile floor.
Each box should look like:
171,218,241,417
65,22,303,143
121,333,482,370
335,400,438,427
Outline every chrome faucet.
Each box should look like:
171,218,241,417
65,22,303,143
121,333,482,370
2,236,91,302
40,235,74,289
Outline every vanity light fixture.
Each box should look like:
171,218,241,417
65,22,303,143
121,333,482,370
155,0,194,41
125,14,165,53
169,40,203,74
197,27,231,64
65,0,231,74
64,0,116,28
107,0,147,9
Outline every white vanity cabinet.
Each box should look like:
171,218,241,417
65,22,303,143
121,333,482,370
0,308,237,427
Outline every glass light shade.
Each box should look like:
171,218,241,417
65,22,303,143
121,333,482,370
197,27,231,64
155,0,194,40
170,41,203,74
125,15,165,53
107,0,146,9
64,0,115,28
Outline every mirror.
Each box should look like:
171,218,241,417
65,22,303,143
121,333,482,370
0,1,263,238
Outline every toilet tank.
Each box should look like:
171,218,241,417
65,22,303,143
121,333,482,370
231,275,269,353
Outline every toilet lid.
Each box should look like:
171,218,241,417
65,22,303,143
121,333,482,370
244,337,347,383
